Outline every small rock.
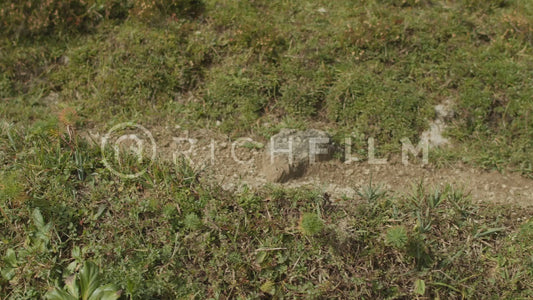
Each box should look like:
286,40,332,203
262,129,333,183
42,92,59,105
59,55,70,65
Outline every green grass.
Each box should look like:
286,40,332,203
1,0,532,170
1,0,533,298
1,126,533,298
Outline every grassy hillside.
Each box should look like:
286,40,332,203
2,0,532,168
1,0,533,298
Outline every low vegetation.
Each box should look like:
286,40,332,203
1,126,532,298
1,0,532,298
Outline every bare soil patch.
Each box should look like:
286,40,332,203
88,126,533,208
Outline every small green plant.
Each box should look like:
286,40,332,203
184,213,202,230
45,261,120,300
385,226,408,249
260,280,276,296
357,179,386,204
1,249,18,282
406,233,433,270
413,279,426,296
173,156,200,188
0,171,26,206
518,218,533,243
428,188,444,209
242,141,264,150
299,213,324,236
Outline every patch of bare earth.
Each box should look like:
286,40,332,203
87,126,533,208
